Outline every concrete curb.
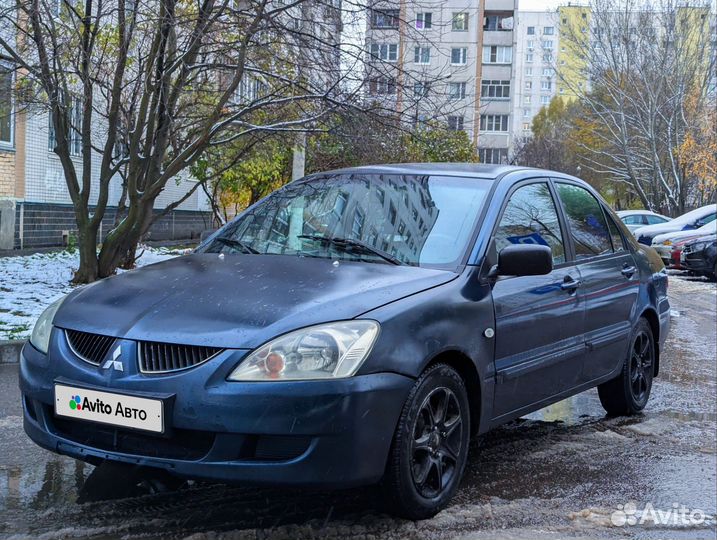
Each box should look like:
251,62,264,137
0,340,24,364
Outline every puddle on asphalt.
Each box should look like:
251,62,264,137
524,390,605,426
0,458,89,513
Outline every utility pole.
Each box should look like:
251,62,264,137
291,1,310,181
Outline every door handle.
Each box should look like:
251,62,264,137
560,276,582,291
621,265,637,278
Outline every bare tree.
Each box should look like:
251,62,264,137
0,0,480,281
559,0,716,215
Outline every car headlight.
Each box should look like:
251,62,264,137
690,241,710,251
228,321,380,381
30,296,66,354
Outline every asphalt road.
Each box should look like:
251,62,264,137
0,274,715,540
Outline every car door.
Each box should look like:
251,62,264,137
490,181,585,419
553,182,639,382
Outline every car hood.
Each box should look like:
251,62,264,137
54,254,457,348
634,222,687,239
652,229,703,245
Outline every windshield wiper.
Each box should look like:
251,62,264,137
298,235,402,265
213,237,260,254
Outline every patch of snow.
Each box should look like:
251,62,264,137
0,246,188,341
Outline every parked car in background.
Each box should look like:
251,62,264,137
681,234,717,280
20,164,671,519
617,210,671,233
650,222,717,267
633,204,717,245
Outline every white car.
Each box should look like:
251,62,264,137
616,210,671,233
633,204,717,245
650,222,717,266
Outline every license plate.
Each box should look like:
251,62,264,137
55,384,164,433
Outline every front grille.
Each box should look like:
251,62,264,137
65,329,116,366
51,412,215,460
139,341,223,373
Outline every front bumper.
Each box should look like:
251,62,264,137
20,337,414,488
652,244,673,266
682,249,716,274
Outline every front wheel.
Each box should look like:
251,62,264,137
382,363,471,520
598,318,655,416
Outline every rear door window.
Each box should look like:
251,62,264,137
645,215,668,225
555,183,613,259
622,215,645,225
606,213,627,252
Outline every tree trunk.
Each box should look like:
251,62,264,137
97,199,155,278
72,224,99,283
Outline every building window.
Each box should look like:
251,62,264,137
451,47,468,64
543,26,554,35
527,26,535,35
368,77,397,95
369,43,398,62
523,108,530,117
48,95,83,156
541,80,552,90
481,79,510,99
525,80,532,89
527,39,534,49
524,95,532,103
525,67,533,76
448,82,467,100
0,67,13,147
522,122,531,131
483,14,513,31
416,12,432,29
414,46,431,64
413,81,430,97
478,147,508,164
352,208,365,238
447,115,464,131
370,8,399,29
543,67,553,76
452,12,468,31
482,45,512,64
541,95,550,104
542,52,553,62
480,114,509,132
542,40,553,49
526,52,533,63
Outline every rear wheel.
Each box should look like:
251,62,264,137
382,363,470,520
598,318,655,416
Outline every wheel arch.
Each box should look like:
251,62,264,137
423,350,482,437
640,308,660,376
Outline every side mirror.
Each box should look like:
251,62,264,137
496,244,553,277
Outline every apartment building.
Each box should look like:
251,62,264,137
512,10,560,144
366,0,519,163
477,0,518,164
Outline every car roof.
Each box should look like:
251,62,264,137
306,163,535,180
616,210,664,216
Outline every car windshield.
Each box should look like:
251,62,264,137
198,173,491,269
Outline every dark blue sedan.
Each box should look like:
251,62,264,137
20,164,671,518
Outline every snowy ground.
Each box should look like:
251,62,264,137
0,247,188,341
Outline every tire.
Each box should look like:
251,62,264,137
382,363,471,520
598,318,655,416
